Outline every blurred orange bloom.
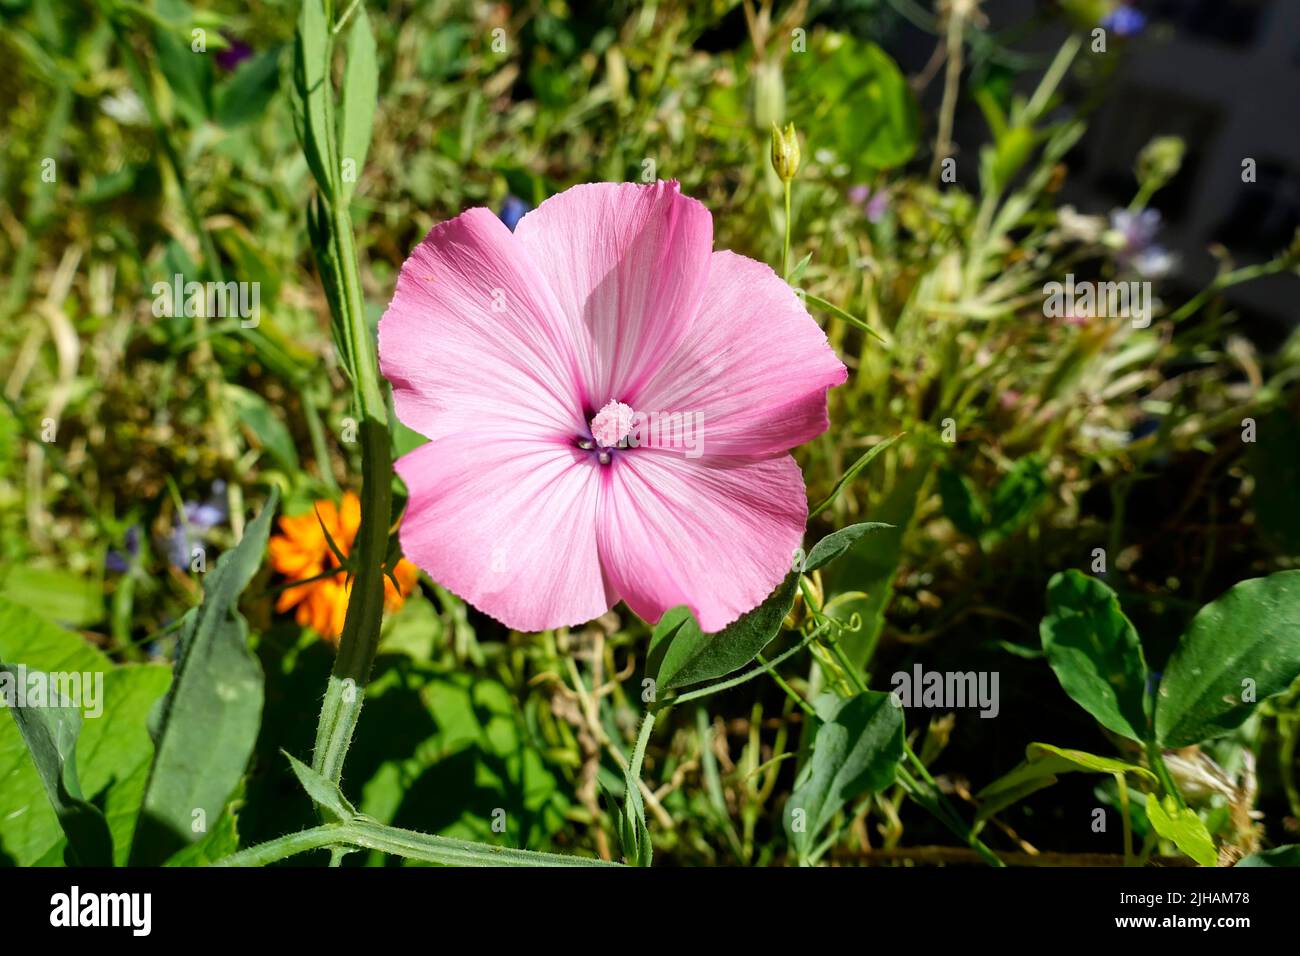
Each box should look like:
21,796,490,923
268,491,419,642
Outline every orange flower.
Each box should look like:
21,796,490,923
268,491,420,642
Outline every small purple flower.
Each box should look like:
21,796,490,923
167,481,229,569
106,525,141,574
216,36,254,72
1102,3,1147,37
1110,208,1176,279
848,185,888,224
498,195,530,232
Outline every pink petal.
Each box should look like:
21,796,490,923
378,208,586,444
513,181,713,408
596,451,806,632
634,251,847,457
396,438,614,632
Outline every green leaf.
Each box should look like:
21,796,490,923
0,663,113,866
214,47,282,128
649,572,799,694
1145,794,1217,867
788,32,918,173
0,564,103,628
337,4,378,201
130,488,279,864
286,751,355,821
604,765,652,867
976,742,1155,823
291,0,337,199
785,692,903,862
225,384,299,472
802,523,892,573
1237,845,1300,867
984,454,1049,543
0,599,170,866
1155,570,1300,747
1040,570,1150,742
153,0,213,126
938,468,986,538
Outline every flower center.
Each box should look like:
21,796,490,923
580,400,636,465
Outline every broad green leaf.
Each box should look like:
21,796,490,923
130,489,278,864
0,599,169,866
1145,794,1217,867
976,742,1154,823
0,663,113,866
337,4,378,201
1041,570,1149,742
802,523,892,573
0,564,103,628
784,691,903,862
1155,570,1300,747
650,572,799,694
163,787,242,866
788,32,917,173
1237,845,1300,867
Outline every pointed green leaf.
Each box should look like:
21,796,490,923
651,572,799,693
1145,794,1217,867
784,691,903,861
0,663,113,866
337,4,378,201
976,742,1154,823
130,489,279,864
1041,570,1149,742
1156,570,1300,747
802,522,892,573
286,750,355,821
291,0,336,199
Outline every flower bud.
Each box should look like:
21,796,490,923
770,122,800,183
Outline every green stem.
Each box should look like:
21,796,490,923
1146,737,1187,809
216,819,620,868
782,180,792,279
628,711,656,781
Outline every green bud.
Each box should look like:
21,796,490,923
1136,135,1185,192
770,122,800,183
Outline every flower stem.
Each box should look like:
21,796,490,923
782,180,792,279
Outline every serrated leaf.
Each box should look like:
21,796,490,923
130,489,279,864
802,522,892,573
1155,570,1300,747
784,691,903,862
1040,570,1149,742
650,572,799,694
1145,794,1217,867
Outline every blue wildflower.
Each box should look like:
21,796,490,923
1102,4,1147,38
498,195,531,232
167,480,229,570
106,525,141,574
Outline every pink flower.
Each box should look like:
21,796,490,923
378,181,846,632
